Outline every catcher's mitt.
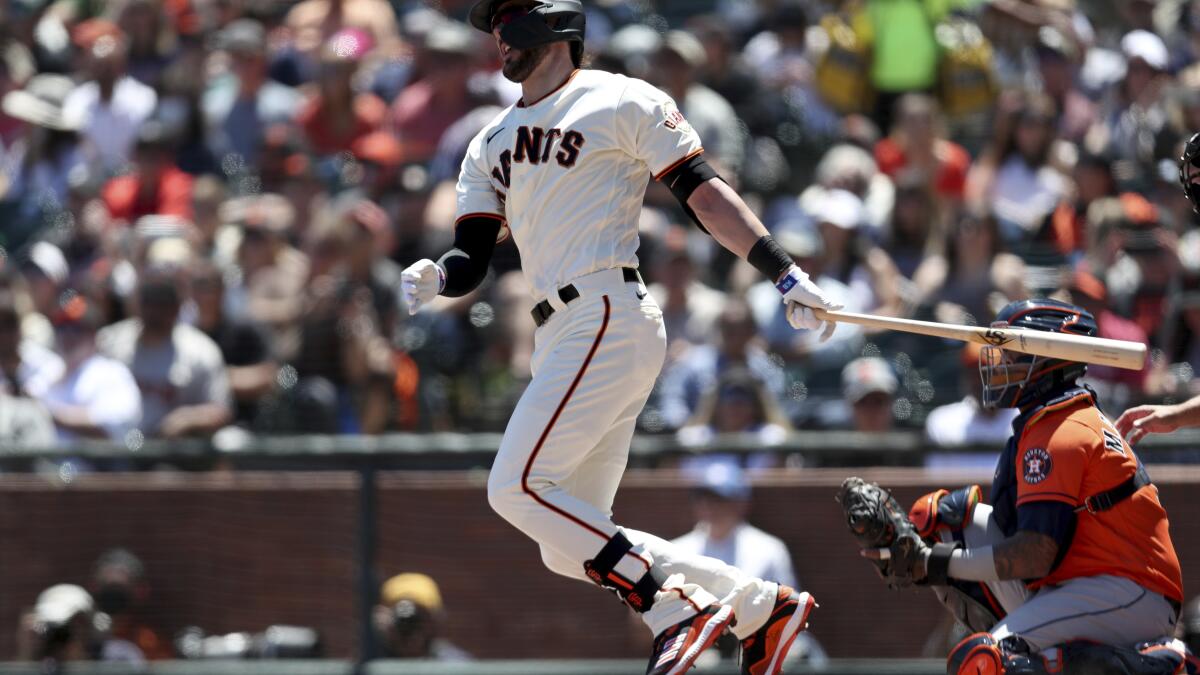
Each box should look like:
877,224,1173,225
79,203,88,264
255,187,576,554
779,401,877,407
836,476,923,588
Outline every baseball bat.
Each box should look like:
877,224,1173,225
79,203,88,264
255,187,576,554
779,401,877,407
811,309,1147,371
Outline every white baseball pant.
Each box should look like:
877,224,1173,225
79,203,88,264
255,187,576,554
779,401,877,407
957,504,1177,651
486,267,778,638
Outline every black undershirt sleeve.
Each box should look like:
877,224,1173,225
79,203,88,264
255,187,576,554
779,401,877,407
436,216,503,297
659,154,719,234
1017,501,1077,573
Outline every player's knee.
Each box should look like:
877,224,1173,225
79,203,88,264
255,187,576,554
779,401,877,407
948,632,1005,675
486,472,522,522
948,634,1055,675
539,545,574,577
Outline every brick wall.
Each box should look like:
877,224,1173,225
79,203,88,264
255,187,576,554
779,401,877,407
3,467,1198,660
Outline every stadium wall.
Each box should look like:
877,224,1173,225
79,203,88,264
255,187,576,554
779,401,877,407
3,468,1198,660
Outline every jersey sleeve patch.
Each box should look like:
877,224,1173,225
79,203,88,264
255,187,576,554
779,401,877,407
1022,447,1053,485
662,100,692,134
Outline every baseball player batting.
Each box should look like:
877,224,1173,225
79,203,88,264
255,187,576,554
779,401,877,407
400,2,838,673
842,299,1191,675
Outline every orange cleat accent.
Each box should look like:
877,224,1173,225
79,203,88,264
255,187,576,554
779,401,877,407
739,586,816,675
646,603,734,675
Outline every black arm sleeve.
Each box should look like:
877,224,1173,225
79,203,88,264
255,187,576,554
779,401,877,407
436,216,503,297
660,154,720,234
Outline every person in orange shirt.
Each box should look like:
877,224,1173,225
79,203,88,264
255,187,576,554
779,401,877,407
874,299,1186,674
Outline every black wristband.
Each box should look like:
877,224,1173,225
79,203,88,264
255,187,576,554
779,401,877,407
924,542,960,586
747,235,794,283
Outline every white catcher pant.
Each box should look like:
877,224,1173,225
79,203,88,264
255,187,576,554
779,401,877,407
958,504,1177,651
487,268,777,638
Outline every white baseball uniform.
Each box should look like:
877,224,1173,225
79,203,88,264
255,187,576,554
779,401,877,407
465,68,779,638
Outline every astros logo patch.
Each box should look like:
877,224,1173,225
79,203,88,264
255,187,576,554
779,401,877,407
1022,447,1052,484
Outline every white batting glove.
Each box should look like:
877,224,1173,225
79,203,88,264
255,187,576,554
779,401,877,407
401,259,445,315
777,265,842,342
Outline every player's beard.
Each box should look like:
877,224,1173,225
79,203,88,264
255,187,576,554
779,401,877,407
502,43,549,82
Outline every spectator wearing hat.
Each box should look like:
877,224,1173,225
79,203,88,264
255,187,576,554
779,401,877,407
270,212,395,434
20,241,70,336
0,73,85,220
296,28,387,157
350,131,407,202
38,295,141,441
100,119,194,223
669,458,829,666
671,460,797,594
924,343,1018,448
89,548,171,661
749,221,864,363
649,29,745,178
222,193,309,337
339,199,402,340
800,187,884,314
656,300,785,432
801,144,895,233
675,368,791,449
15,584,99,663
1034,27,1094,143
1094,30,1171,182
203,19,302,168
841,356,897,433
374,573,470,661
97,267,231,438
391,20,483,165
61,20,157,173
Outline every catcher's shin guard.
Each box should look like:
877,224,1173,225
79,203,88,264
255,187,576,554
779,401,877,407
584,531,667,613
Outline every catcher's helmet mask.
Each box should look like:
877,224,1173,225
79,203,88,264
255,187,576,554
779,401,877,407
979,299,1097,409
1180,132,1200,214
469,0,585,52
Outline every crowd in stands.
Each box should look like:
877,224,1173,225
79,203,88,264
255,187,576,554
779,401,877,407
1,0,1200,453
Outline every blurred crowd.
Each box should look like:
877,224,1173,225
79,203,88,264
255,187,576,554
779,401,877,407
2,0,1200,452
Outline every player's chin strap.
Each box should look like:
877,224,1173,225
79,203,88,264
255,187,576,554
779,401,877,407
583,532,668,613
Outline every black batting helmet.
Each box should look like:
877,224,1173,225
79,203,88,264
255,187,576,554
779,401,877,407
468,0,585,51
980,299,1098,409
1180,132,1200,213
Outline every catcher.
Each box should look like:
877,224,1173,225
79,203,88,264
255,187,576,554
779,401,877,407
841,299,1191,674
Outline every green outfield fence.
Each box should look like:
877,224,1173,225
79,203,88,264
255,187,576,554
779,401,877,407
0,659,945,675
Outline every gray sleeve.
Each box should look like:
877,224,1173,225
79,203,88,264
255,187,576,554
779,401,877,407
187,335,233,408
